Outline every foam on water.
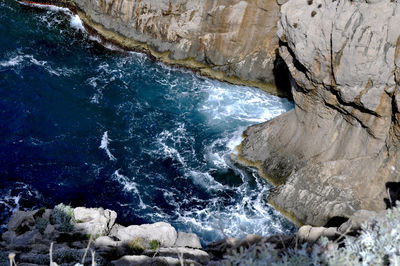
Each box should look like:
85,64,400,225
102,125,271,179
70,14,84,31
99,131,117,161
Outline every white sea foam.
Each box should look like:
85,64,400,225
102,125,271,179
18,0,86,34
0,54,74,76
70,14,84,31
112,170,146,209
0,55,25,67
199,82,292,125
99,131,117,161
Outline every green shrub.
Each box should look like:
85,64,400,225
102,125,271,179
33,207,46,219
150,239,160,251
50,203,75,232
35,217,49,234
128,238,145,255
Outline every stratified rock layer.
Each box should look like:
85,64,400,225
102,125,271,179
71,0,285,95
238,0,400,226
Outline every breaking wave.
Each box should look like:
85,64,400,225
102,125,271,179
0,0,296,243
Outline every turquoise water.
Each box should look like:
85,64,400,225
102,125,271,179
0,0,295,243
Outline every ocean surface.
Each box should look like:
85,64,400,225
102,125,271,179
0,0,296,243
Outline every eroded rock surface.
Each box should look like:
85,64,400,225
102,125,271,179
71,0,285,94
238,0,400,226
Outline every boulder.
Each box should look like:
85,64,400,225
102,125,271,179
112,222,177,247
73,207,117,235
174,231,202,249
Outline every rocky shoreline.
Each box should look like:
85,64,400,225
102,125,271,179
0,204,393,265
18,0,400,257
0,205,208,265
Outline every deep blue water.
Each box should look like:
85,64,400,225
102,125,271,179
0,0,295,243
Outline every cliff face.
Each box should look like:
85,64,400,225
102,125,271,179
238,0,400,226
72,0,285,95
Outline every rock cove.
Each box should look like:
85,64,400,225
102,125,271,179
16,0,400,237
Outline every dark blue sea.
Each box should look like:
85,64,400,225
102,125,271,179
0,0,295,243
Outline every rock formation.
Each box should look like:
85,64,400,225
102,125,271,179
69,0,287,95
23,0,400,238
0,205,208,265
238,0,400,226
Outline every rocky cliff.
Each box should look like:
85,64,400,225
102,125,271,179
69,0,287,95
238,0,400,226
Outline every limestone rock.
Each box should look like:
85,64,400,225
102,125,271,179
297,226,337,243
71,0,284,94
73,207,117,235
112,222,177,247
174,231,202,249
238,0,400,226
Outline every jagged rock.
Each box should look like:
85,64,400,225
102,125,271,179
73,207,117,235
8,211,35,232
238,0,400,226
112,222,177,247
71,0,285,95
43,224,55,236
174,231,202,249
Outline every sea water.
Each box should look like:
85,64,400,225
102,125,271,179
0,0,296,243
